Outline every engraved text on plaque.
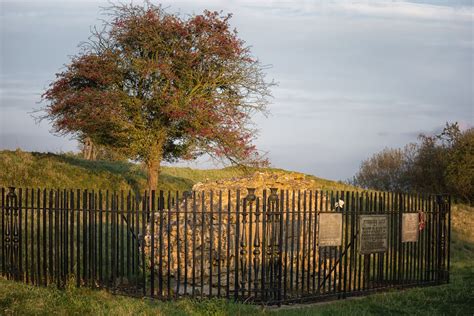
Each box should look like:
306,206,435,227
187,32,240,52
319,213,342,247
359,215,388,254
402,213,419,242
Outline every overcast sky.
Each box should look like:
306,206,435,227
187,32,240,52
0,0,473,180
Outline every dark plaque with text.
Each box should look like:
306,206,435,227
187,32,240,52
359,215,388,254
402,213,419,242
319,213,342,247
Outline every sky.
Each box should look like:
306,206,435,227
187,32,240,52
0,0,473,181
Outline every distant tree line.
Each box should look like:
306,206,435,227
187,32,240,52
351,123,474,204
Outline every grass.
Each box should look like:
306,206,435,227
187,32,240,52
0,149,356,192
1,205,473,315
0,279,258,316
271,250,473,315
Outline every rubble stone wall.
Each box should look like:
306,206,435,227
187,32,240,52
144,171,335,292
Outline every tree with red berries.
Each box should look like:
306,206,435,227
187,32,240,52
42,3,273,191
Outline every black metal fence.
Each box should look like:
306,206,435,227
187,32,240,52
1,187,451,305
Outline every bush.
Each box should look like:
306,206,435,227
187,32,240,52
350,147,411,192
446,129,474,202
352,123,473,204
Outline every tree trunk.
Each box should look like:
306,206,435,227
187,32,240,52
83,137,94,160
145,142,163,194
147,158,160,193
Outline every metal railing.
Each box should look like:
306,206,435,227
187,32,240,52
1,187,451,305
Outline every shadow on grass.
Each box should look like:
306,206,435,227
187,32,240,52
31,152,196,193
158,173,195,192
31,152,144,191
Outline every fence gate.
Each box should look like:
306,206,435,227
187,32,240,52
262,188,283,302
237,188,284,303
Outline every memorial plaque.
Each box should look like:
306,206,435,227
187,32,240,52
319,213,342,246
402,213,419,242
359,215,388,254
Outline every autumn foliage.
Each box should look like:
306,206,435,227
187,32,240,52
352,123,474,204
42,3,273,190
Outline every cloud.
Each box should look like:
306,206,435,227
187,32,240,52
237,0,473,22
337,1,474,21
0,76,47,109
0,86,42,106
271,85,458,121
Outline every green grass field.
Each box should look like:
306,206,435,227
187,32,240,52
0,150,473,315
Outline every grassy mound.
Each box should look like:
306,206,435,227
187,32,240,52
0,149,355,192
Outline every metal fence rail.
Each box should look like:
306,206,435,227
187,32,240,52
0,187,451,305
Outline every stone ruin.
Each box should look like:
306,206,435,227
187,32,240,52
144,171,339,295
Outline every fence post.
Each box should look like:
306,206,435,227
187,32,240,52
268,187,280,303
435,194,448,284
252,189,261,301
447,195,451,284
150,190,155,298
5,187,20,281
1,188,5,277
278,189,284,306
239,188,254,299
234,189,240,301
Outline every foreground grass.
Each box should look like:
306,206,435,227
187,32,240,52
0,280,257,316
272,266,473,315
1,265,472,315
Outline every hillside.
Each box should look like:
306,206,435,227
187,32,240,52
0,149,355,192
1,149,472,314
